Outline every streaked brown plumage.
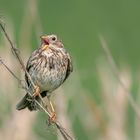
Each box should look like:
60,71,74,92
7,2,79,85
16,34,73,111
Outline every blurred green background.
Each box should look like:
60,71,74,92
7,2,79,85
0,0,140,140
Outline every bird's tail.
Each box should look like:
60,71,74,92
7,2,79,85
16,94,38,111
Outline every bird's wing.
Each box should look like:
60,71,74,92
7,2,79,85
63,53,73,82
25,50,38,87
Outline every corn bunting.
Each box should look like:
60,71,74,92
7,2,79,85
16,34,73,120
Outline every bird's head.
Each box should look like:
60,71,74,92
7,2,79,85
40,34,64,50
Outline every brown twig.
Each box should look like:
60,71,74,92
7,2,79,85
0,57,22,84
99,35,140,119
0,22,75,140
0,55,51,118
55,122,74,140
0,21,46,113
0,22,35,89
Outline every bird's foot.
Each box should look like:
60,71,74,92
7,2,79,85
48,111,57,125
32,85,40,97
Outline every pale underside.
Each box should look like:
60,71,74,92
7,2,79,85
27,46,70,93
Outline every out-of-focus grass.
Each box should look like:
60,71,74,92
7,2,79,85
33,112,57,140
0,0,140,140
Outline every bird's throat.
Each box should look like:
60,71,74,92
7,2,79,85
42,45,49,51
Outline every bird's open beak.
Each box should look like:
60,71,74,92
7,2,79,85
41,35,49,45
41,35,47,39
41,35,49,51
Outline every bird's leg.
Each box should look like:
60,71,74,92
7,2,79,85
30,85,46,107
49,99,55,112
47,96,57,124
27,85,40,101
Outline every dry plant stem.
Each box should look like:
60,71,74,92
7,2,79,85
0,22,49,115
0,22,46,109
0,22,75,140
99,35,140,118
0,23,35,88
55,122,75,140
0,58,22,84
0,59,51,117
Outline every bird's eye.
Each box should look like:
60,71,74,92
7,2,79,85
52,36,56,41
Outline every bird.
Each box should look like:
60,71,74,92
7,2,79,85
16,34,73,121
